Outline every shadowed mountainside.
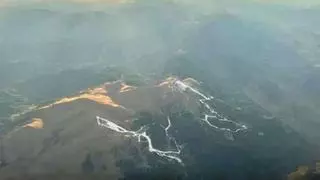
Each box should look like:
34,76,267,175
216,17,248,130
0,77,318,180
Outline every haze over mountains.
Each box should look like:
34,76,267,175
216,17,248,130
0,0,320,179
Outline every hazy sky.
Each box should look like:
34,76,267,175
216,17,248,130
1,0,320,7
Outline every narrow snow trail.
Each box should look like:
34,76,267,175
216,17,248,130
164,117,172,137
96,116,183,164
173,80,248,135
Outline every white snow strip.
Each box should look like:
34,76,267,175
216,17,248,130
96,116,183,164
165,116,172,137
172,80,248,137
174,80,209,100
162,117,181,150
